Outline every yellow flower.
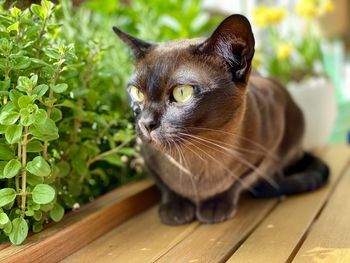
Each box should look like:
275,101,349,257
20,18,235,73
296,0,318,19
277,43,294,60
319,0,335,15
253,5,287,28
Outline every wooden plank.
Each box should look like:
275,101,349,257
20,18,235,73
0,179,159,263
155,198,278,263
227,145,350,263
63,207,200,263
293,166,350,262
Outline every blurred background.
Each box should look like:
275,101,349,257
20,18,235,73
7,0,350,147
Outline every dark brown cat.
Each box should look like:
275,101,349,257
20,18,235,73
113,14,329,225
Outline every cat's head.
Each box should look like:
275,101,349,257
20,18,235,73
113,14,255,151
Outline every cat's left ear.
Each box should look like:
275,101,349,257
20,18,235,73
196,14,255,82
113,27,153,60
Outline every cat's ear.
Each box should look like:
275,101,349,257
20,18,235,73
196,14,255,81
113,27,153,60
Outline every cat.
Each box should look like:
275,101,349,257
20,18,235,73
113,14,329,225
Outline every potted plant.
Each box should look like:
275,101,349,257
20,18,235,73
252,0,337,150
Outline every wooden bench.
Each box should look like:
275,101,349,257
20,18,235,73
1,145,349,262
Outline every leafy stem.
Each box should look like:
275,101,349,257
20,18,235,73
21,126,29,213
87,137,134,167
43,59,63,159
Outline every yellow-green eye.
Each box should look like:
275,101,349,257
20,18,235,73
129,85,144,102
172,85,194,103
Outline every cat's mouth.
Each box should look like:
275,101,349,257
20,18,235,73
137,125,183,151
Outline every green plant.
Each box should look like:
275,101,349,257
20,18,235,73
0,0,220,245
0,0,139,245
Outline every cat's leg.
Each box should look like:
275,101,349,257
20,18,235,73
196,183,240,224
148,166,196,225
158,187,196,225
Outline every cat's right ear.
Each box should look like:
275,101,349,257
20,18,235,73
195,14,255,82
113,27,153,60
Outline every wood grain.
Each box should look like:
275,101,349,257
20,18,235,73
227,145,350,263
155,198,278,263
293,166,350,262
63,207,200,263
0,179,159,263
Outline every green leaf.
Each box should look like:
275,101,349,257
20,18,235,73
27,140,43,152
9,90,22,109
32,184,55,204
26,156,51,177
31,4,45,20
49,203,64,222
3,221,12,234
0,188,16,207
0,212,9,225
12,56,31,70
0,161,6,178
32,84,48,98
30,118,58,141
18,96,33,109
3,159,21,178
0,80,10,92
0,143,15,160
33,109,47,124
52,83,68,93
33,210,42,221
7,21,19,32
16,76,32,92
9,217,28,245
5,125,22,144
50,108,62,122
32,222,43,233
0,111,20,125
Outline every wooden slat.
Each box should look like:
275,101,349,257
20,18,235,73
63,207,200,263
155,198,278,263
227,145,350,263
293,166,350,262
0,179,159,263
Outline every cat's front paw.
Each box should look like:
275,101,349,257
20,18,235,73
159,198,195,225
196,199,236,224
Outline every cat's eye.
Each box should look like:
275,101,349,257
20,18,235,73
172,85,194,103
129,85,144,102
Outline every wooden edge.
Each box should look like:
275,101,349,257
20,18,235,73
0,179,160,262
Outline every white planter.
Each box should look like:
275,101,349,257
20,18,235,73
287,77,337,151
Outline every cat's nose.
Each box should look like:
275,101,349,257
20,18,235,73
138,118,158,135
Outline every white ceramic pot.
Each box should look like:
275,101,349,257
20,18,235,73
287,77,337,151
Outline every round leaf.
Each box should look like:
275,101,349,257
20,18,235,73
0,188,16,207
9,217,28,245
32,84,48,98
0,143,15,160
32,184,55,204
49,203,64,222
33,109,47,124
52,83,68,93
26,156,51,177
0,111,19,125
18,96,33,109
5,124,22,144
4,159,21,178
27,140,44,153
0,212,9,225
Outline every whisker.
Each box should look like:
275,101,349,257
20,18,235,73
179,134,256,192
180,132,279,190
185,126,279,160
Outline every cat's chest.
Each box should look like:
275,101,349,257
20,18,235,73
142,144,249,202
